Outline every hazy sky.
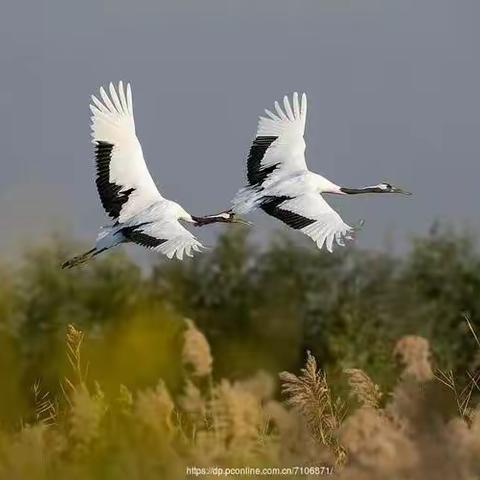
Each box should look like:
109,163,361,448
1,0,479,255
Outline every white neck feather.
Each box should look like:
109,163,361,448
312,173,343,194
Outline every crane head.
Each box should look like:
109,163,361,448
192,211,252,227
377,183,412,195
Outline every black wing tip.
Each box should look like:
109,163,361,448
121,226,167,249
247,136,279,187
260,196,316,230
94,141,136,219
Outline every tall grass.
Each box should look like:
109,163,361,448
1,319,480,479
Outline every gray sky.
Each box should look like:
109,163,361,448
1,0,479,256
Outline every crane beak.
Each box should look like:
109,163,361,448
391,185,412,195
229,214,253,226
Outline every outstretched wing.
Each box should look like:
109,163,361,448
90,82,162,222
121,220,204,260
260,193,353,252
247,92,308,188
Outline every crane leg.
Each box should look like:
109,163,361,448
61,248,106,270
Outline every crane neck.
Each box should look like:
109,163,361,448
191,211,252,227
340,186,384,194
191,212,234,226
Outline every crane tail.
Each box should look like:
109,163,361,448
61,248,104,270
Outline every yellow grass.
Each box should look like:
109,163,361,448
0,320,480,479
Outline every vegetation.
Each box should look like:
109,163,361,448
0,225,479,478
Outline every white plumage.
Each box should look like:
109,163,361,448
231,92,410,252
257,93,308,172
90,82,163,223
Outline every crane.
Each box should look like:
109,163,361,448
228,92,411,252
62,82,245,269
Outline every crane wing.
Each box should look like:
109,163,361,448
121,220,204,260
90,82,163,223
260,193,353,252
247,92,308,188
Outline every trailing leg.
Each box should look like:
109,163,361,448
61,248,106,269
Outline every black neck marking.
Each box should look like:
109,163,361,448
340,186,383,195
191,214,232,226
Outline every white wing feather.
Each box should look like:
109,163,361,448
256,92,308,173
90,81,162,222
132,219,204,260
280,194,353,252
119,199,205,260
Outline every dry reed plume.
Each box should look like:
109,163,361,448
279,351,345,461
1,323,480,479
344,368,382,410
182,319,213,377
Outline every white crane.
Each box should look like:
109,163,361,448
228,92,411,252
62,82,244,269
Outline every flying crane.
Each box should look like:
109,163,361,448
62,82,244,269
228,92,410,252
